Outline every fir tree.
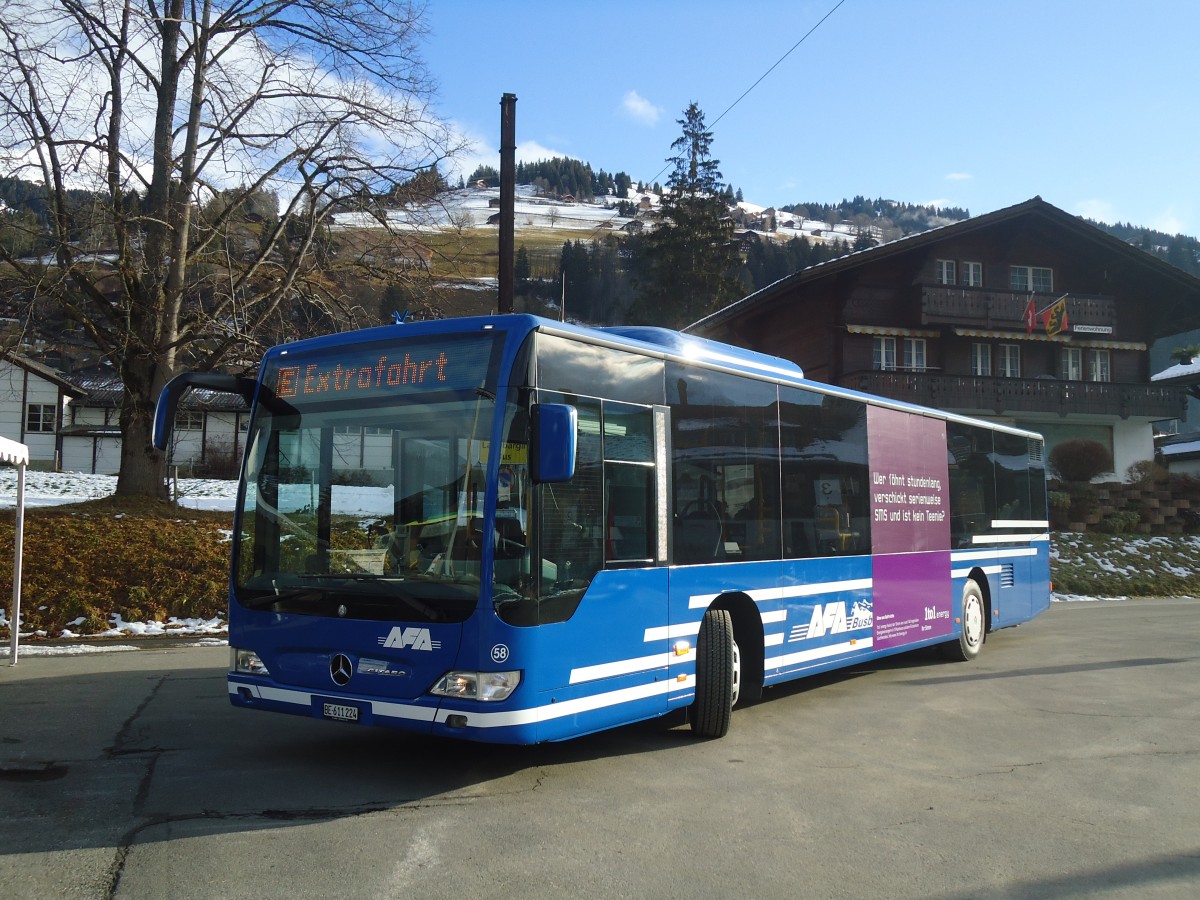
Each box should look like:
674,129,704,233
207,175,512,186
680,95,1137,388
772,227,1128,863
628,102,742,329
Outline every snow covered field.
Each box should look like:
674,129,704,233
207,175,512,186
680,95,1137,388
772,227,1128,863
0,469,237,510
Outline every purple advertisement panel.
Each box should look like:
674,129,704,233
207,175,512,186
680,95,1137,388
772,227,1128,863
866,406,950,554
872,551,953,649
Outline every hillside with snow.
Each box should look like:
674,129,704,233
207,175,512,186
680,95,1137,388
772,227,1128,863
334,184,871,246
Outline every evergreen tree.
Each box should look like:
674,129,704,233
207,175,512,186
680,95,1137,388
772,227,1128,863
515,245,531,283
628,103,742,329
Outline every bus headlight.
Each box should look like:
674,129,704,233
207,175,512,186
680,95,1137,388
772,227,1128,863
232,648,270,676
431,670,521,702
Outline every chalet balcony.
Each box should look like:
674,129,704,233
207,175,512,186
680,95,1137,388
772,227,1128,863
920,285,1116,331
843,371,1187,420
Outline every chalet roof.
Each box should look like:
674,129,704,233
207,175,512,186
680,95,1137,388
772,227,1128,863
0,350,86,397
687,196,1200,339
1151,357,1200,385
72,372,249,411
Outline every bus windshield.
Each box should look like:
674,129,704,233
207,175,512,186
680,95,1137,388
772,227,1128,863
233,334,505,624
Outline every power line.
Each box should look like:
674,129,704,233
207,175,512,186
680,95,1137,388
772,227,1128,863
711,0,848,130
565,0,849,247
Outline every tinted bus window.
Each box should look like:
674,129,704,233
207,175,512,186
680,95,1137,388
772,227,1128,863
778,387,871,557
667,363,780,564
947,423,996,547
537,334,663,405
994,431,1037,522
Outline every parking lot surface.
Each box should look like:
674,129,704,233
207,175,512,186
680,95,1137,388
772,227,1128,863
1,598,1197,899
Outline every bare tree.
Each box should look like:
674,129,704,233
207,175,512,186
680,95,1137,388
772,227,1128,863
0,0,459,496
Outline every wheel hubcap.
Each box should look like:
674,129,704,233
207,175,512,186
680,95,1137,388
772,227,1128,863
730,639,741,707
964,596,983,647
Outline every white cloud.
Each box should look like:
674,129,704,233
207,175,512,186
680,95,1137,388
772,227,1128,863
621,90,662,126
443,128,578,185
1075,199,1118,224
516,140,569,163
945,172,973,181
1150,209,1186,235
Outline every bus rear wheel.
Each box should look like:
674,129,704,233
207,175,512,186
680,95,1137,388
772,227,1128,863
943,578,986,662
692,608,736,737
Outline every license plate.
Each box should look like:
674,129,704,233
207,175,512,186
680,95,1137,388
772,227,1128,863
323,702,359,722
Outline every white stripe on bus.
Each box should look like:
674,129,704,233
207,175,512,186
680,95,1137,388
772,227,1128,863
765,637,874,671
970,533,1050,545
229,683,439,722
432,676,697,728
233,677,697,731
688,577,873,610
951,547,1039,562
569,650,695,685
951,564,1004,579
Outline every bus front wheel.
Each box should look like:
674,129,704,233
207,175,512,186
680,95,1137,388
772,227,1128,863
943,578,986,662
692,608,737,737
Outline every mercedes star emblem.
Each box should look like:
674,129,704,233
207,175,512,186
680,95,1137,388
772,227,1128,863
330,653,353,686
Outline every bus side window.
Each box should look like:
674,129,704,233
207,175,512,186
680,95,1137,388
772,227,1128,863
538,397,603,591
668,364,779,565
779,387,871,558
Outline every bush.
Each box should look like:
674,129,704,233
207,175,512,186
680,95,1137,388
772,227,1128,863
0,503,231,639
1049,439,1113,483
1092,509,1142,534
1047,490,1072,529
1126,460,1168,486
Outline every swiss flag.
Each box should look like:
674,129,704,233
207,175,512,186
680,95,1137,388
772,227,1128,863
1024,295,1037,334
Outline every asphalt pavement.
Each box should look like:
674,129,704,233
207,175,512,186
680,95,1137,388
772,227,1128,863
1,598,1198,899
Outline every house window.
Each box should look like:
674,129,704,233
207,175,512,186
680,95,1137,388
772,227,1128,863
963,261,983,287
1090,349,1111,382
873,336,897,371
936,259,956,285
970,343,991,376
998,344,1021,378
175,410,204,431
1010,265,1053,293
902,338,927,372
1061,347,1083,380
25,403,56,433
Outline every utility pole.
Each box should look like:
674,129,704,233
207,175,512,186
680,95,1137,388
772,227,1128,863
498,93,517,314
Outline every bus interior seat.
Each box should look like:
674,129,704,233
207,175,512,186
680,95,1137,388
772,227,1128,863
675,501,725,564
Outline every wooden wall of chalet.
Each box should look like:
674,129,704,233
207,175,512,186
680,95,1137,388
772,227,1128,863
721,283,842,382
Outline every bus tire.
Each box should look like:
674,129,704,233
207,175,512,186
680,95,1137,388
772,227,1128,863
692,608,735,738
943,578,986,662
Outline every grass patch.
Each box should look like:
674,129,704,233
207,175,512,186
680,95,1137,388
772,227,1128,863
1050,533,1200,597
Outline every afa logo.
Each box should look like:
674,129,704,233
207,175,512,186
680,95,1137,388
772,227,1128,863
378,626,441,651
790,600,873,642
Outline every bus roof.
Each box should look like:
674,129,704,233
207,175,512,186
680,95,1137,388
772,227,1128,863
260,314,1043,443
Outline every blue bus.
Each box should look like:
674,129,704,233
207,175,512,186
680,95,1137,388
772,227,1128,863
155,314,1050,743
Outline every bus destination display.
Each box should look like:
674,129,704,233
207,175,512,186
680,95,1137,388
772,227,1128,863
268,334,498,403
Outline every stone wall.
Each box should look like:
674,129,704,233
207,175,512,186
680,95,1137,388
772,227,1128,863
1055,479,1200,534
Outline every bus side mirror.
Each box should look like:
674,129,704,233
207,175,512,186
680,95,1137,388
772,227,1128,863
153,372,257,451
531,403,577,483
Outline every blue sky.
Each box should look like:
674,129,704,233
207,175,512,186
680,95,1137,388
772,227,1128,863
421,0,1199,235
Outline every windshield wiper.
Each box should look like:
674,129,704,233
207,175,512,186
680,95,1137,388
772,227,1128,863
297,573,459,621
243,587,323,610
